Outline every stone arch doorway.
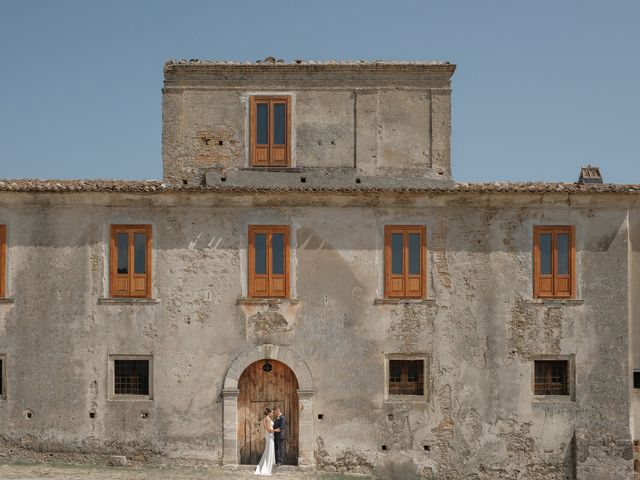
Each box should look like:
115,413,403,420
222,344,314,468
238,359,299,464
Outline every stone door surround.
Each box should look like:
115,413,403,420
222,344,315,468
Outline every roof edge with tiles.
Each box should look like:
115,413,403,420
0,180,639,194
163,59,456,75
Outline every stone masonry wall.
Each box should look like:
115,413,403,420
0,191,635,479
161,64,453,186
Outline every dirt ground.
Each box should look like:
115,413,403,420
0,460,373,480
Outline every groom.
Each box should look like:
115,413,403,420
273,405,285,466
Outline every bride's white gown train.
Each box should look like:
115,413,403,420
254,417,275,476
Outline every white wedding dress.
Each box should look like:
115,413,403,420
254,417,275,476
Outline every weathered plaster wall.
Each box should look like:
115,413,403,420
161,66,452,186
629,203,640,444
0,191,634,479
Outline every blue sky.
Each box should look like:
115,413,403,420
0,1,638,183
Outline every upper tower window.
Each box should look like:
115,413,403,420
250,96,291,167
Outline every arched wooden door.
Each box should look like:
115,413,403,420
238,359,299,465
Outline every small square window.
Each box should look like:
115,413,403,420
109,355,153,400
385,355,428,400
534,360,569,396
114,360,149,395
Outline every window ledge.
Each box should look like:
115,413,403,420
374,298,435,305
0,298,15,304
107,396,154,402
532,396,575,404
236,297,300,306
242,167,303,173
384,396,428,405
98,298,160,305
526,299,584,306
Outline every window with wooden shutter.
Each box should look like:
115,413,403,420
110,225,152,298
0,225,6,298
534,360,569,395
384,225,426,298
388,359,425,396
250,96,291,167
248,225,290,298
533,226,575,299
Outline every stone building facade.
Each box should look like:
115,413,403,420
0,59,639,479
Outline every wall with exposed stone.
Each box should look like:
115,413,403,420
0,190,635,479
161,61,454,187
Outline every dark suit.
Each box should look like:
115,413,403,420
273,414,285,464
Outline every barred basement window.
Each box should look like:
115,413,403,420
114,359,150,396
388,359,425,396
534,360,569,395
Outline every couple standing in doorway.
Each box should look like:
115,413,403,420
254,405,286,476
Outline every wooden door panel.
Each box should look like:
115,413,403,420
407,276,421,296
539,276,553,296
254,146,269,166
238,360,299,465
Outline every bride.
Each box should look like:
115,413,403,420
255,407,281,476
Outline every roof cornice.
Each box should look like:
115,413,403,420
1,180,639,195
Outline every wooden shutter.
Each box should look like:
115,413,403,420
250,96,291,167
249,226,269,297
384,226,426,299
533,226,575,299
132,226,152,297
110,227,130,297
110,225,152,298
250,98,270,166
385,227,405,297
533,227,554,297
268,226,289,297
406,227,425,297
554,226,574,297
269,99,289,167
248,225,290,298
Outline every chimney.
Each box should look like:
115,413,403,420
577,165,603,184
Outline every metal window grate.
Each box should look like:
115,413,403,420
389,360,424,396
114,360,149,395
534,360,569,395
